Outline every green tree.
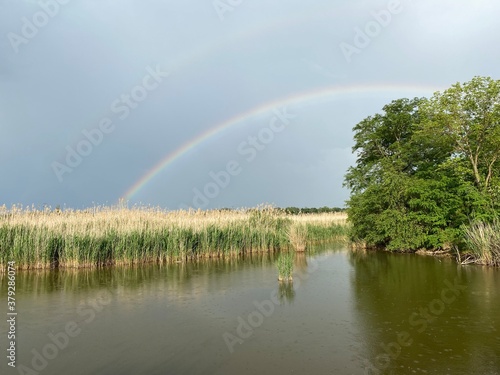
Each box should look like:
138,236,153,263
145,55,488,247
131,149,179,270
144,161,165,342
344,77,500,251
345,98,426,249
422,77,500,188
421,76,500,213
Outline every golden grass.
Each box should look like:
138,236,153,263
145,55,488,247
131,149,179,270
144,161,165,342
463,221,500,266
0,205,348,270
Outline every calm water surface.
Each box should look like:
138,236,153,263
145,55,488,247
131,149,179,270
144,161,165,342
1,246,499,375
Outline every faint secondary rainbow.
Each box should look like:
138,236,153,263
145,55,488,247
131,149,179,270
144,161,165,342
122,83,444,201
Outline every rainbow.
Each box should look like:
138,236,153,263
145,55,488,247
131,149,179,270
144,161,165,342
58,5,344,162
122,83,444,202
56,4,357,164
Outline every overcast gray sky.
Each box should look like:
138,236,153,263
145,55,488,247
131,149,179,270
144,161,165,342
1,0,499,210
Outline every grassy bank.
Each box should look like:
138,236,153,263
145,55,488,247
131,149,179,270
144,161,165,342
0,205,348,270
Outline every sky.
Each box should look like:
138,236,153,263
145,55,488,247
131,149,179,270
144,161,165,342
1,0,500,210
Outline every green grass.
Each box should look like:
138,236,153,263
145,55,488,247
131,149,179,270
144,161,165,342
304,222,349,242
276,252,294,281
0,206,348,270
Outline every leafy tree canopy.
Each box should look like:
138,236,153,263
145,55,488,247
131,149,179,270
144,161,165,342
345,77,500,251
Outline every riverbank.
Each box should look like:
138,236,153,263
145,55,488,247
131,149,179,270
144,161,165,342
0,206,348,270
350,220,500,267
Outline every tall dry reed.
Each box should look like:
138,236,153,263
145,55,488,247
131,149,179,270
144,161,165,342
463,221,500,266
0,204,348,270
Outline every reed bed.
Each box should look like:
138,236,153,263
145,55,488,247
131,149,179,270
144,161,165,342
463,221,500,266
287,224,308,251
0,205,348,270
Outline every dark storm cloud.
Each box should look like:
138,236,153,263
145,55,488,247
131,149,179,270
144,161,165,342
1,0,500,208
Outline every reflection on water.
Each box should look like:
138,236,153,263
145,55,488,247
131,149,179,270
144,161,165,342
278,281,295,304
0,245,498,375
294,252,308,274
349,249,500,374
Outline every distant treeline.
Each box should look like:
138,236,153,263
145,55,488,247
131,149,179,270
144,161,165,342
280,207,346,214
27,205,347,215
216,207,347,215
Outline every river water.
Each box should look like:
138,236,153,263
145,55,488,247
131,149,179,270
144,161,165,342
1,246,499,375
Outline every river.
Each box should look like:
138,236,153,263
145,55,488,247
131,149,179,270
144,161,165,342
1,246,499,374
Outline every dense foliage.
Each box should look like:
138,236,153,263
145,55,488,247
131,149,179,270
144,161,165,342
345,77,500,251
